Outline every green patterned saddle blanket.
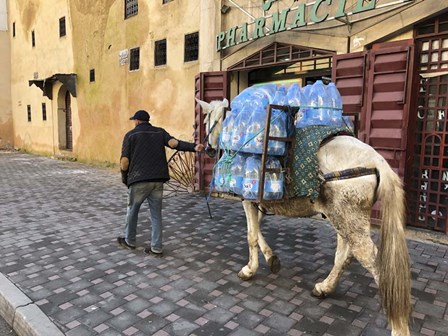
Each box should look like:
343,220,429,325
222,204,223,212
286,125,354,200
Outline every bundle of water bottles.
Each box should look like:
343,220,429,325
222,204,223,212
213,80,353,200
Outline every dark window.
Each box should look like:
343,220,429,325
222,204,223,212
184,32,199,62
31,30,35,47
90,69,95,82
125,0,138,19
42,103,47,121
162,0,173,4
27,105,32,122
59,17,66,37
155,39,167,66
129,48,140,71
12,22,15,37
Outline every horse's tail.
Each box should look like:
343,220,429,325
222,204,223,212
376,160,411,333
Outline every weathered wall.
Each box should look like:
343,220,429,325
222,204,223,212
9,0,74,156
9,0,201,164
68,0,201,164
0,0,13,149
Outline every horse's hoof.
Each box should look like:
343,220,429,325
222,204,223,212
311,287,327,299
267,256,281,274
238,270,253,281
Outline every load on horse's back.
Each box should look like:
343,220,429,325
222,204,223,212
196,83,412,336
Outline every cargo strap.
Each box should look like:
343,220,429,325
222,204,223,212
318,167,379,183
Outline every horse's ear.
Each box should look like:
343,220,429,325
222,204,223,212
222,98,229,108
195,98,211,115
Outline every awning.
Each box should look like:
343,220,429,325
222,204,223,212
29,73,77,100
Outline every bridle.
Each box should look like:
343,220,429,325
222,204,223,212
202,108,221,158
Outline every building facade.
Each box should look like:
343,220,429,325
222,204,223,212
6,0,448,232
0,0,12,149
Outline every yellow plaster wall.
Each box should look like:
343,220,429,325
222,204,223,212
9,0,74,155
0,30,13,149
67,0,201,164
9,0,201,164
0,0,13,149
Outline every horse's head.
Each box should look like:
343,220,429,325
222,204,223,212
196,98,229,156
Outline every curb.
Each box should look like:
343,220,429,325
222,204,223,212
0,273,64,336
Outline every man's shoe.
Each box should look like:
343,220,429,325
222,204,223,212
117,237,136,250
144,247,163,257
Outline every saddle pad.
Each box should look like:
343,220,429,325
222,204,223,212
286,125,354,200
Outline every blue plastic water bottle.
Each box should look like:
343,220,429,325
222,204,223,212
242,155,261,199
308,80,330,126
214,154,230,192
326,83,343,126
229,153,246,195
243,107,265,154
263,157,284,200
268,86,287,155
220,112,236,150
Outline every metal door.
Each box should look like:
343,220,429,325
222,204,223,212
194,71,229,191
333,42,414,224
406,34,448,233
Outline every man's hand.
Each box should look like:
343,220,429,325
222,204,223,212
194,144,205,152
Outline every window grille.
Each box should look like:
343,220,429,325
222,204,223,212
125,0,138,19
184,32,199,62
27,105,32,122
129,47,140,71
90,69,95,82
155,39,167,66
42,103,47,121
59,17,66,37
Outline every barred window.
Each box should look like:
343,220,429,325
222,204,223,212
129,47,140,71
59,17,66,37
184,32,199,62
125,0,138,19
27,105,32,122
155,39,167,66
90,69,95,82
42,103,47,121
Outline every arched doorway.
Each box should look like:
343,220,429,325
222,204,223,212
56,87,73,151
65,91,73,150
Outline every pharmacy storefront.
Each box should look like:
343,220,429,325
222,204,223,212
194,0,448,233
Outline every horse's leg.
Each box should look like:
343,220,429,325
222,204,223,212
311,201,380,297
238,200,261,280
312,233,353,298
256,209,281,274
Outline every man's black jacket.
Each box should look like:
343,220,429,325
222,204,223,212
121,122,196,187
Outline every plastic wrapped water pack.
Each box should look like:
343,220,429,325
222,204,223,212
242,155,284,200
294,80,345,128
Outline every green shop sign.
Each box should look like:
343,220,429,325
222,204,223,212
216,0,412,51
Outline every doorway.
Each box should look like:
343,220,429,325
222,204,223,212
407,15,448,233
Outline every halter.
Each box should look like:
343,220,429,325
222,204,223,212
202,109,222,158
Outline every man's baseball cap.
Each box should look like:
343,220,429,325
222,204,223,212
130,110,150,121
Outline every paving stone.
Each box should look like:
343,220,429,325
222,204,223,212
1,151,448,336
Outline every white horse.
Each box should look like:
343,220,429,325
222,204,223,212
196,98,412,336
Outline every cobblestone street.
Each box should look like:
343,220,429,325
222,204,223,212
1,151,448,336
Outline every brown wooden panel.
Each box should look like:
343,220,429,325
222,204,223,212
365,42,412,178
194,71,229,192
332,52,367,137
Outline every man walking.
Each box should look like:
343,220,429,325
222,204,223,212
118,110,204,256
